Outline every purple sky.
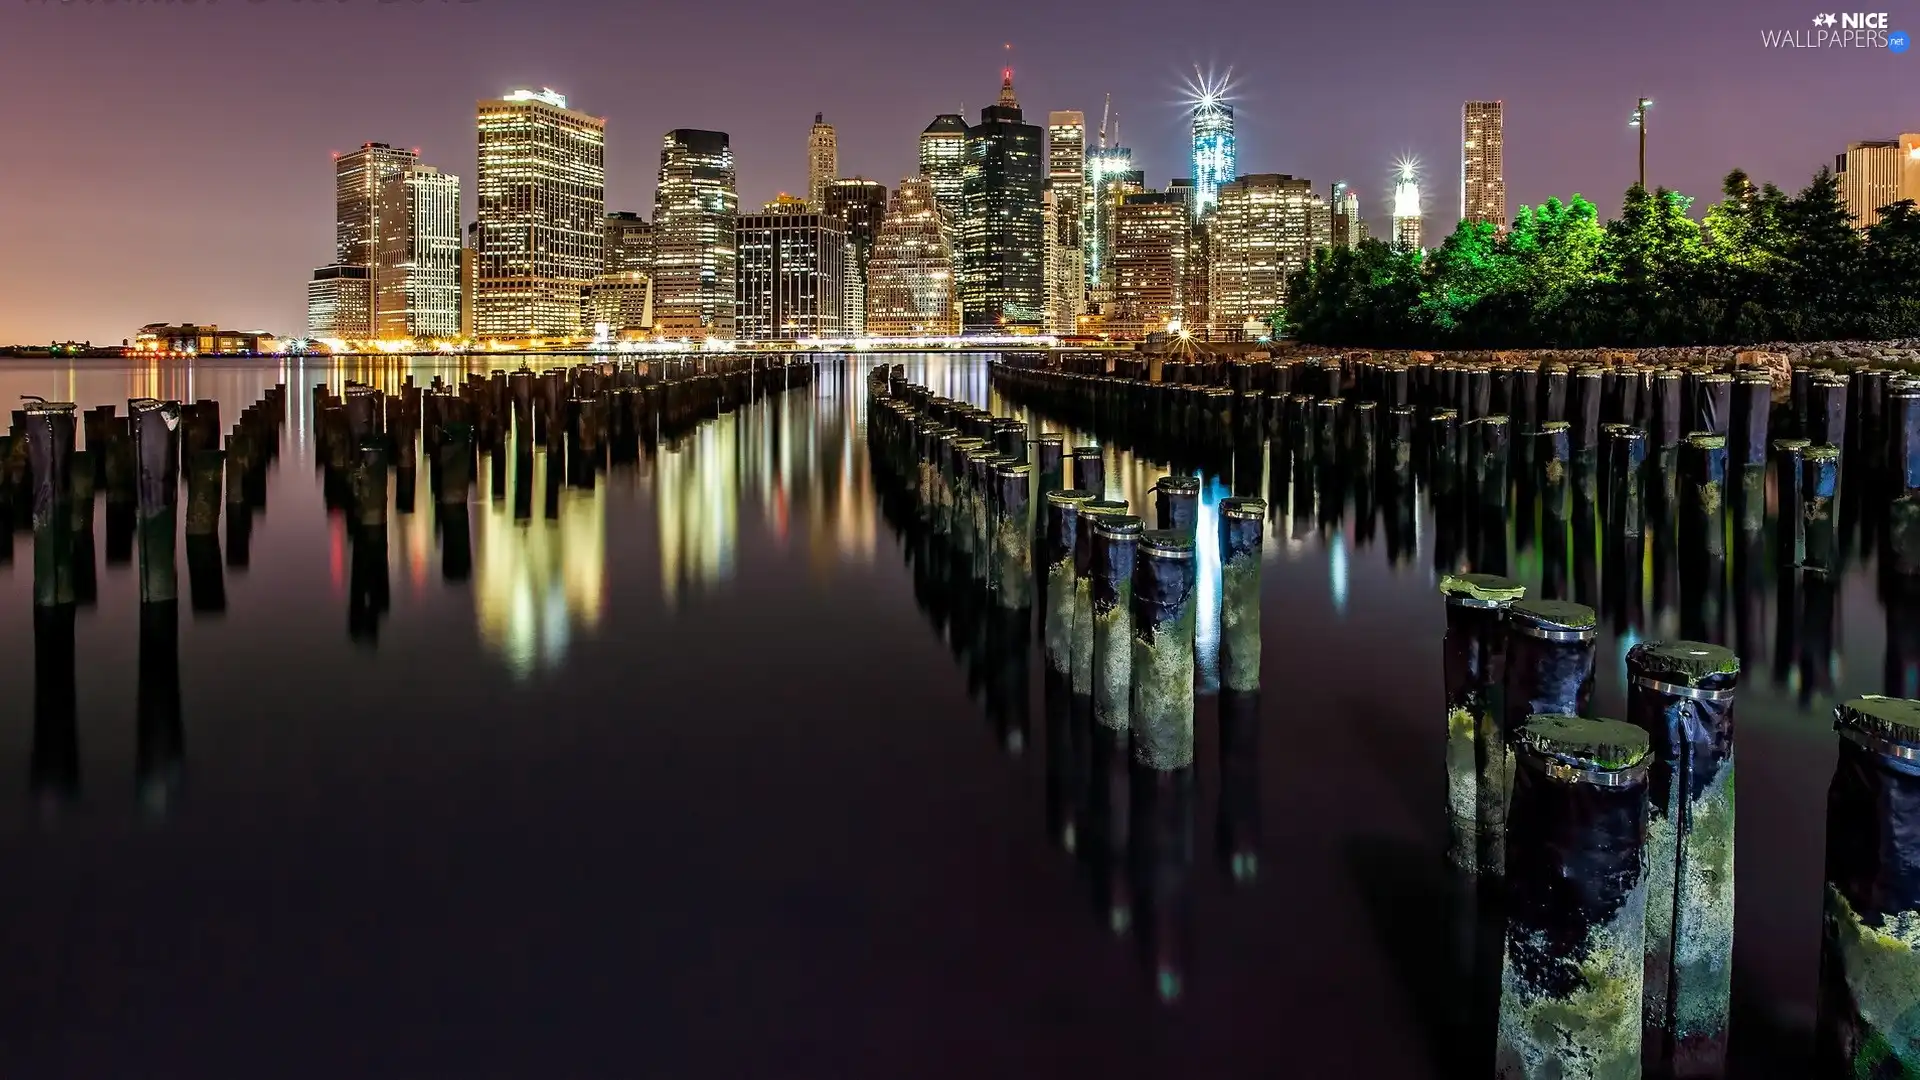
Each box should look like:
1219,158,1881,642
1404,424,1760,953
1,0,1909,342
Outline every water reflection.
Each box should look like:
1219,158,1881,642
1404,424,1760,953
477,449,606,676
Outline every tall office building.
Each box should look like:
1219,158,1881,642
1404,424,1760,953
1084,143,1137,297
825,178,888,335
1461,101,1506,229
1330,182,1363,248
1392,161,1422,249
1208,173,1317,336
1836,135,1920,229
307,264,372,340
1047,111,1087,327
375,165,462,338
867,175,959,336
1042,187,1072,334
1111,191,1190,339
588,272,654,334
919,114,969,226
605,211,655,276
335,142,419,268
808,113,838,209
653,129,739,338
1183,221,1211,338
474,88,606,338
735,197,847,341
960,71,1045,331
1190,97,1235,219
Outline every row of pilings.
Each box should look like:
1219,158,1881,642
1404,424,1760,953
973,352,1920,1077
6,385,288,817
863,362,1266,1003
308,355,816,641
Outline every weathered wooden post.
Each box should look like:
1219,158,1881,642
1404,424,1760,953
1092,510,1144,741
1816,695,1920,1078
1804,444,1843,574
994,460,1033,610
23,400,76,609
1154,474,1199,536
1131,530,1196,770
1045,489,1094,684
1891,389,1920,576
1494,716,1652,1080
1440,574,1528,875
1218,497,1266,696
1681,433,1728,561
184,446,226,614
1073,445,1105,501
131,399,179,604
1489,599,1599,876
1609,426,1648,539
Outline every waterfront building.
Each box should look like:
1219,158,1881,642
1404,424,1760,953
1836,135,1920,229
588,272,654,335
1047,111,1087,328
335,142,418,269
1085,143,1139,301
134,324,274,355
605,212,655,276
1461,100,1506,229
474,88,606,338
1208,173,1317,336
1110,191,1189,339
919,114,968,226
734,197,847,341
1330,182,1363,248
824,178,888,336
374,165,461,339
960,70,1045,331
459,245,476,339
866,175,959,336
653,128,739,339
306,264,372,340
809,113,837,209
1182,220,1211,337
1190,97,1235,219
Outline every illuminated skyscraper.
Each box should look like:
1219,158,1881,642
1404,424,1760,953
306,264,371,340
1047,111,1087,325
1111,191,1190,338
653,128,739,338
735,197,847,341
1392,159,1423,249
1330,182,1363,248
867,175,959,336
375,165,462,338
824,178,888,335
919,114,968,225
604,211,654,276
1208,173,1316,336
474,88,606,337
335,142,418,269
1190,96,1235,219
960,70,1045,331
1461,101,1506,228
588,272,654,335
1836,135,1920,229
808,113,837,209
1084,143,1137,299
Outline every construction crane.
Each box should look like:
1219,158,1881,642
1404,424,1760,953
1098,93,1111,149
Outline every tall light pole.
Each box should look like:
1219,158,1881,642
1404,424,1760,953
1629,98,1653,190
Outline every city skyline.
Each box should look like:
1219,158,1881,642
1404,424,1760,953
5,0,1912,341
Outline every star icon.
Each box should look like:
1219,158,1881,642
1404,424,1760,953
1821,13,1839,25
1813,13,1826,24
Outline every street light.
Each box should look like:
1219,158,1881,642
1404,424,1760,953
1629,98,1653,190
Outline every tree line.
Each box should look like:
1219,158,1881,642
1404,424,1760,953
1281,168,1920,348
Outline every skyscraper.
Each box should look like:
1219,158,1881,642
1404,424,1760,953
474,88,606,338
734,197,847,341
588,272,654,335
1330,182,1363,248
919,114,969,226
1084,143,1137,299
1044,186,1080,335
653,128,739,338
809,113,837,209
335,142,419,269
960,70,1045,331
825,178,887,335
867,175,959,336
1836,135,1920,229
1111,191,1190,339
1208,173,1317,336
375,165,462,338
604,211,655,276
1392,160,1422,249
1461,101,1506,229
1047,111,1087,326
1190,97,1235,219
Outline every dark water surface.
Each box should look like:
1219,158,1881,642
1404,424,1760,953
0,354,1877,1076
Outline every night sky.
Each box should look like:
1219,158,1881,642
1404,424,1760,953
1,0,1909,342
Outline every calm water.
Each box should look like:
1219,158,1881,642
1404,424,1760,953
0,353,1883,1076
